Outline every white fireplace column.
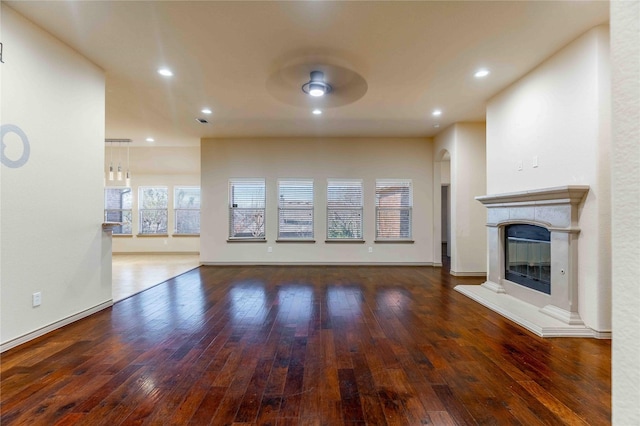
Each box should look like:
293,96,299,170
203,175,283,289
456,185,595,337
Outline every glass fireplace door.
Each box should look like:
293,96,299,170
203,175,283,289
505,224,551,294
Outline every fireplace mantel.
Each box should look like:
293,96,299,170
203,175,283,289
475,185,589,206
456,185,598,337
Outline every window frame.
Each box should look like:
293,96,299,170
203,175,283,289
277,178,315,241
138,186,169,235
174,186,201,235
326,179,364,241
375,179,413,241
228,178,266,241
104,186,133,235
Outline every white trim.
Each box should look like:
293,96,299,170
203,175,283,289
201,261,433,266
449,270,487,277
1,300,113,353
455,285,599,338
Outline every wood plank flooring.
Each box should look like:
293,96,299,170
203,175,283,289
112,254,200,301
1,266,611,425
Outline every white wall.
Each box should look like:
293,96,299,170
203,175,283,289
201,138,433,264
486,25,611,332
611,0,640,423
433,123,487,275
1,5,110,348
104,147,200,253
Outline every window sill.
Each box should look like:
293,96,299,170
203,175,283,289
113,234,134,238
276,239,316,243
227,238,267,243
173,234,200,237
137,234,169,238
374,240,415,244
325,240,366,244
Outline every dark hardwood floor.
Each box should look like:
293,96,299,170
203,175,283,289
1,266,611,425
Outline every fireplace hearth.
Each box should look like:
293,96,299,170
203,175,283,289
456,185,597,337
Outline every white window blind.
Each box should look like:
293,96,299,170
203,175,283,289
139,187,168,234
375,179,412,240
278,179,314,240
327,179,363,240
104,187,132,235
174,186,201,234
229,179,266,239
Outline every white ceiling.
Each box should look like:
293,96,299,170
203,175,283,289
7,1,609,147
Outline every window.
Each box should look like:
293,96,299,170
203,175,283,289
327,179,363,240
229,179,266,239
278,179,314,240
174,187,201,234
375,179,412,240
139,187,168,234
104,187,132,235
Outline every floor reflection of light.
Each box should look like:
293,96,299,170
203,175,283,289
276,286,313,325
230,283,267,324
377,288,410,312
139,375,157,395
327,286,363,321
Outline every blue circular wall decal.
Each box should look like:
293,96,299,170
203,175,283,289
1,124,30,168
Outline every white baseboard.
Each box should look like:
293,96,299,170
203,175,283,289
113,251,200,255
450,270,487,277
201,261,434,266
1,300,113,353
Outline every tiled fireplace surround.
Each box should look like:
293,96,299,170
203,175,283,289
455,186,597,337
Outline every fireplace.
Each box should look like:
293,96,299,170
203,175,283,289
455,186,595,337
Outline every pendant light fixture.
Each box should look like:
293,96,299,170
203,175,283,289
108,141,114,181
125,142,131,187
302,71,332,97
117,141,123,181
105,139,132,186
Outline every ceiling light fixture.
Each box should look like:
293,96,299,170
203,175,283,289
302,71,332,97
157,68,173,77
434,124,440,128
312,109,322,115
107,141,114,181
146,137,155,142
432,109,442,117
474,69,490,78
201,108,212,114
125,143,131,187
105,139,132,186
117,140,123,181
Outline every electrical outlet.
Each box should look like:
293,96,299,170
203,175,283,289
368,247,373,253
32,292,42,307
268,246,273,253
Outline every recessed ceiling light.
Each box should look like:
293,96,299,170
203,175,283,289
312,109,322,115
302,71,332,97
432,109,442,117
434,124,440,128
157,68,173,77
474,69,490,78
196,118,209,124
145,137,155,142
201,108,212,114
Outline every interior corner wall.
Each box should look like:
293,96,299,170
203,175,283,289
105,146,200,253
1,5,110,347
434,123,487,276
200,138,433,264
486,25,611,332
611,0,640,423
